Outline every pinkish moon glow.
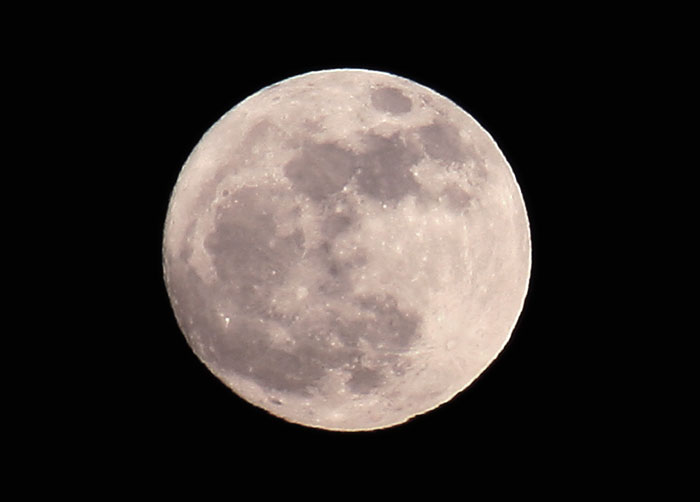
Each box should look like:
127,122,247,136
162,69,531,431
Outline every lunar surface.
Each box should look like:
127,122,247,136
162,69,531,431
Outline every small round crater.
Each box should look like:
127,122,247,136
371,87,412,114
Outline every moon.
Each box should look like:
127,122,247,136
162,69,531,431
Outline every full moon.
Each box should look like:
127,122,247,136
162,69,531,431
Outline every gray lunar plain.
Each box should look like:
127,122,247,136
162,69,531,431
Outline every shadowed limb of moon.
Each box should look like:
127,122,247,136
163,69,531,431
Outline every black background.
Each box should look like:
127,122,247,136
5,3,684,490
65,23,636,480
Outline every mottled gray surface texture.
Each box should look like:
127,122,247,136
180,178,423,397
163,69,531,431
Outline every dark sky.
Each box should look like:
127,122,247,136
122,58,593,444
59,27,634,479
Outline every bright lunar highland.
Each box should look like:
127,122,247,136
162,69,531,431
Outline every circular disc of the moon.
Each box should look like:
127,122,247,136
162,69,531,431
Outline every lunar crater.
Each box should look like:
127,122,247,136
370,86,413,115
